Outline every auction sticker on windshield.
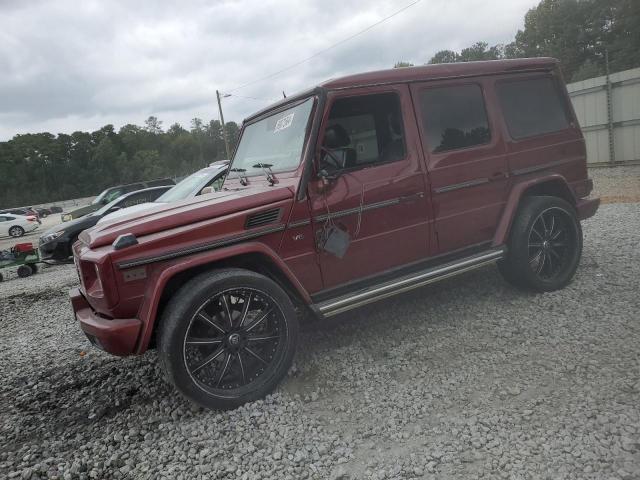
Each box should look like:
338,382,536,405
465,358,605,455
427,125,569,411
274,113,294,133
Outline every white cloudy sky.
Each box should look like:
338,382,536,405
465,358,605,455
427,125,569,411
0,0,538,140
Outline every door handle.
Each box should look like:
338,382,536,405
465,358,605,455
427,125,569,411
489,172,507,181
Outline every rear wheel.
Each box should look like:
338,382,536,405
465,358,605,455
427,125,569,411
498,196,582,292
29,264,38,274
159,268,298,410
9,226,24,237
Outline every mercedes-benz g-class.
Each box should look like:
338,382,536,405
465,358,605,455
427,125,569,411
70,58,599,409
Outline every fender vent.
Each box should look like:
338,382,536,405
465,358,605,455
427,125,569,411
245,208,281,229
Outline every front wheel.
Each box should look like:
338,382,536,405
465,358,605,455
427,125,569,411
159,268,298,410
498,196,583,292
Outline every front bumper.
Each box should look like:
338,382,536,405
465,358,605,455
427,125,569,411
576,197,600,221
39,239,71,261
69,287,141,356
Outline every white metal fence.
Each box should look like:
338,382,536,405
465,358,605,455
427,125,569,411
567,67,640,166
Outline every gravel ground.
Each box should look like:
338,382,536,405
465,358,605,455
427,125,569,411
1,203,639,480
590,164,640,204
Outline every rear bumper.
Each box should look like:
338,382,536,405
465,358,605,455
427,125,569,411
576,197,600,221
69,287,141,356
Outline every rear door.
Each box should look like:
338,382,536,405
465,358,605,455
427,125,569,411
410,78,509,253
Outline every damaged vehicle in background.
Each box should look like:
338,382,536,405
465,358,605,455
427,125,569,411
70,58,599,410
98,160,229,224
61,178,175,222
40,186,171,261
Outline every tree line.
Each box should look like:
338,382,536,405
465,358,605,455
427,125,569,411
395,0,640,83
0,117,239,208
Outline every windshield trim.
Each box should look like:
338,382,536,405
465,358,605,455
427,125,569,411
244,87,320,125
225,95,317,181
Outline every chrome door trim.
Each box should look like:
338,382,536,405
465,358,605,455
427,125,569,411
316,248,504,317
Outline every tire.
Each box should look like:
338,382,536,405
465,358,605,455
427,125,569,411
158,268,299,410
29,264,38,274
498,195,583,292
9,226,25,237
17,265,32,278
0,272,3,282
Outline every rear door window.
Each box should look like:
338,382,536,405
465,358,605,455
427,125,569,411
497,77,570,139
418,84,491,153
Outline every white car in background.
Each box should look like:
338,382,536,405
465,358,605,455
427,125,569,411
0,213,40,238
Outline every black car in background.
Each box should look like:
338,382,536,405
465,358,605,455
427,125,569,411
39,186,171,261
35,207,52,218
61,177,175,221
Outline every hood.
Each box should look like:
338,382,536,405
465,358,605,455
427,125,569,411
81,185,294,249
66,203,100,218
42,213,99,239
97,202,160,224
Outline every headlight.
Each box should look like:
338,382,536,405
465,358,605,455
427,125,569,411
40,230,64,245
62,214,72,222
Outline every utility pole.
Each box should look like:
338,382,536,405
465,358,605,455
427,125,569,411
216,90,231,159
604,50,615,164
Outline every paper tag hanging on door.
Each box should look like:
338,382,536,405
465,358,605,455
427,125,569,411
318,224,351,258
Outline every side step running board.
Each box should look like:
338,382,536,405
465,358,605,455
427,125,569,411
316,248,505,317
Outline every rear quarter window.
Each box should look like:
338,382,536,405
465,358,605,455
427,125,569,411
497,77,570,139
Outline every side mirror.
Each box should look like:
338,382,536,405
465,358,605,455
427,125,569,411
318,169,338,182
200,186,214,195
314,168,339,192
108,206,122,213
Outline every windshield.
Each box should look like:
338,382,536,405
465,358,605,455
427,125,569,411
92,196,122,216
156,170,216,203
229,97,314,176
91,188,110,205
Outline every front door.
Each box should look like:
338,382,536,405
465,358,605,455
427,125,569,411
308,85,431,290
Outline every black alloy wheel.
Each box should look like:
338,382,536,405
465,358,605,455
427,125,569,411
183,288,287,393
159,269,298,410
498,196,582,292
527,207,577,281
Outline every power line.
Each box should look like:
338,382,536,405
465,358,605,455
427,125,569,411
227,0,422,93
224,93,279,102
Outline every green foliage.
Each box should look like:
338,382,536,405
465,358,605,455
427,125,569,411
393,61,415,68
410,0,640,81
428,50,459,64
0,118,240,208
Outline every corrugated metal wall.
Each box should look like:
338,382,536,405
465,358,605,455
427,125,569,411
567,67,640,165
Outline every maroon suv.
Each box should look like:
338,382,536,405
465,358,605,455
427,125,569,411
70,58,599,409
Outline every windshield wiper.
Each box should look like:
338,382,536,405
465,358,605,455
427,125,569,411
252,163,276,185
229,167,248,186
